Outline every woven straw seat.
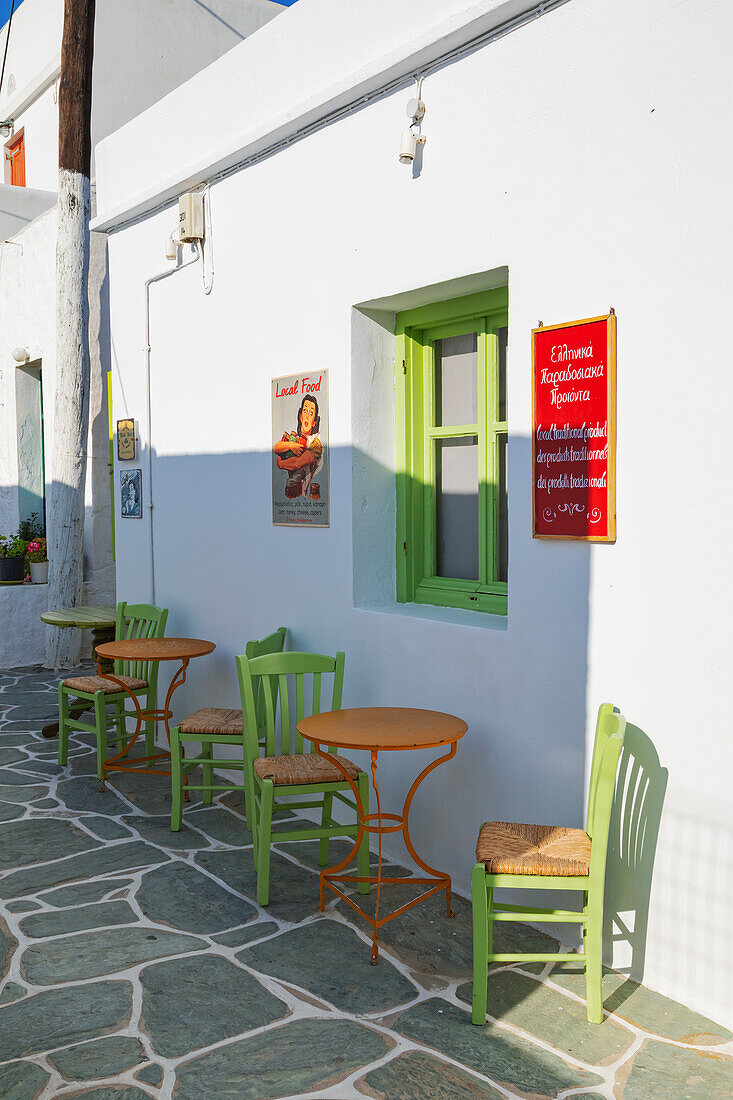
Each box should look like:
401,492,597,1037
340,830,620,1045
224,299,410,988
63,674,148,695
254,752,362,786
476,820,591,877
179,707,243,735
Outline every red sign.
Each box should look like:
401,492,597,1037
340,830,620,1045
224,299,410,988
532,313,616,541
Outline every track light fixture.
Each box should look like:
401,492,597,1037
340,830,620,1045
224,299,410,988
399,80,426,165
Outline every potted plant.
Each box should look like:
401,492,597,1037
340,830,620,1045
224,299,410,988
0,533,28,583
27,538,48,584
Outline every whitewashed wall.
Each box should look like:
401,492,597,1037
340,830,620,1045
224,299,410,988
0,210,115,653
98,0,733,1027
0,0,288,659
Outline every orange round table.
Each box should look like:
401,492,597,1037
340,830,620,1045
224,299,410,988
297,707,467,963
94,637,215,788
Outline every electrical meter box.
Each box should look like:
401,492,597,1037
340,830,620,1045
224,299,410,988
178,192,204,242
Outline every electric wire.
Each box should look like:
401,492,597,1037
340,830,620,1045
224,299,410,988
0,0,17,102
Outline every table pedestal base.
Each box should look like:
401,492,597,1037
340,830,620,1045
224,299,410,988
314,743,457,964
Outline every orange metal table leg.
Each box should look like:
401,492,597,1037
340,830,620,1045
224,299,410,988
100,658,191,790
312,739,458,963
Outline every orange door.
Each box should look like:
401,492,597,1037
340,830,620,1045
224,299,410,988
6,132,25,187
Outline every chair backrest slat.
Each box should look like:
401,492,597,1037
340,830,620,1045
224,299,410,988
113,601,168,684
278,674,291,755
586,708,626,883
261,670,278,756
295,674,306,754
312,673,321,734
244,627,286,740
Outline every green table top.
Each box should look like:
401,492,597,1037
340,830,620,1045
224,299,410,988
41,605,117,629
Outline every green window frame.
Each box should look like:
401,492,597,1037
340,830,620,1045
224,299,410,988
395,287,508,615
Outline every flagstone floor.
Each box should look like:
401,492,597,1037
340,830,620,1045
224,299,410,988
1,667,732,1100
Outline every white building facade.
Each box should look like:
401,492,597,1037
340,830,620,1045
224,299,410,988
0,0,286,664
93,0,733,1028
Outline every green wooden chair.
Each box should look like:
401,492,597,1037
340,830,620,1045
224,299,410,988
57,602,169,780
170,626,287,831
471,704,627,1024
236,650,371,907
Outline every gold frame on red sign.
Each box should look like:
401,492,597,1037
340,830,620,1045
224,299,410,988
531,312,616,542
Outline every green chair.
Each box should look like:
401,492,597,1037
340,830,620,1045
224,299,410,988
57,602,169,780
236,650,371,907
471,704,626,1024
170,626,287,831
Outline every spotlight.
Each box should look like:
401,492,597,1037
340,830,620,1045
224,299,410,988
399,86,426,166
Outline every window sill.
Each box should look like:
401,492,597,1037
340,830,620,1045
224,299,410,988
354,598,508,632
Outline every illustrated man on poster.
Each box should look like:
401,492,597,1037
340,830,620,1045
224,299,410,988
273,393,324,498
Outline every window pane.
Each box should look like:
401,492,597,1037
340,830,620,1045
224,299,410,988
436,436,478,580
496,433,508,582
498,326,507,422
435,333,477,426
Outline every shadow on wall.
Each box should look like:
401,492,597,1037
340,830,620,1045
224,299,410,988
603,723,668,990
107,438,666,994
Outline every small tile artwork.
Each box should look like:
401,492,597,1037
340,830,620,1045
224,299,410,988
0,666,731,1098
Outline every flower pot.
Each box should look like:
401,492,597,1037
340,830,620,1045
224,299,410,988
0,557,25,582
30,561,49,584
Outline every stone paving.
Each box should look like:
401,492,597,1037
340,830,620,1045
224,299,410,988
1,665,732,1099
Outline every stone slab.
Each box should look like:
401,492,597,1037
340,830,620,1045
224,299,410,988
548,964,733,1045
140,953,289,1058
0,767,51,786
186,806,249,845
83,817,134,841
136,1062,164,1086
0,783,48,802
48,1035,147,1080
0,1060,50,1100
238,918,417,1013
0,800,24,820
210,919,279,947
621,1037,733,1099
56,776,130,816
394,997,602,1096
61,1089,152,1100
136,861,255,933
0,981,132,1060
0,817,98,870
0,748,28,766
0,840,170,898
122,815,211,851
174,1017,392,1099
39,877,133,907
456,973,632,1064
1,914,17,982
15,759,61,776
196,847,321,923
361,1050,505,1099
22,926,207,984
0,981,27,1005
20,900,136,939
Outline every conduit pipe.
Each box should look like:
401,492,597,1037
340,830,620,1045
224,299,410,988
143,243,201,603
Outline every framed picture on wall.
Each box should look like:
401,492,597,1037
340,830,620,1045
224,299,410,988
120,469,142,518
271,370,329,527
117,419,136,461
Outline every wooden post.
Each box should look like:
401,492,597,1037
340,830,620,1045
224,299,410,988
45,0,96,669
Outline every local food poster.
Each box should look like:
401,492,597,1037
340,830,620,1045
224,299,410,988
533,316,615,540
272,371,329,527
